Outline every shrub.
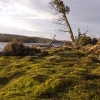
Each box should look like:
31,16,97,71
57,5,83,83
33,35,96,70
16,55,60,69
30,46,41,53
41,50,49,56
3,40,25,56
24,47,34,56
78,35,92,46
25,47,41,56
3,39,41,56
87,54,99,61
92,38,98,45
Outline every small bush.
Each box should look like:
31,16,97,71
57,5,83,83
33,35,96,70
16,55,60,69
3,39,41,56
3,40,25,56
30,46,41,53
24,47,41,56
87,54,99,61
41,50,49,56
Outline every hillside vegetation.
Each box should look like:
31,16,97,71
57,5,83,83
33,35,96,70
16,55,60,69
0,33,63,43
0,43,100,100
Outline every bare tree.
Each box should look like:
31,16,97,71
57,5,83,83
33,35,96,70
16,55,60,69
49,0,75,45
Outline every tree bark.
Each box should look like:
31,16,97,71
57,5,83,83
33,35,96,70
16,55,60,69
63,14,75,45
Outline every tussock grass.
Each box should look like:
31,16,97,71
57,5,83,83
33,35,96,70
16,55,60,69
0,49,100,100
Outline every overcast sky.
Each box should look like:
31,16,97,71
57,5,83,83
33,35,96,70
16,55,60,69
0,0,100,40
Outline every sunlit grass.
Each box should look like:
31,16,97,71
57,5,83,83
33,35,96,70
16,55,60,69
0,49,100,100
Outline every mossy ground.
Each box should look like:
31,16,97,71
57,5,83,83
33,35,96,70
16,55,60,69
0,49,100,100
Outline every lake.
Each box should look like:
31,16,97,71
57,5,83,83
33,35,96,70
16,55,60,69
0,42,64,52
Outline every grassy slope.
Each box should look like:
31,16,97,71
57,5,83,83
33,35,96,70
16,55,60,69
0,51,100,100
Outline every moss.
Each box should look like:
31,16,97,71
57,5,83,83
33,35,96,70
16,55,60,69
21,56,35,62
0,50,100,99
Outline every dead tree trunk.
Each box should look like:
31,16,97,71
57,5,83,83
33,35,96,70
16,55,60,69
63,14,75,45
49,0,75,45
47,35,56,48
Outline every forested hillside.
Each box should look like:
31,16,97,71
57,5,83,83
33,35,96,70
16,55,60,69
0,33,63,43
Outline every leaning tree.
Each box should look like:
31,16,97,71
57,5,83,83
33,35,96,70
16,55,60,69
49,0,88,45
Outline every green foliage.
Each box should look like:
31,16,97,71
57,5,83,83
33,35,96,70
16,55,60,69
78,35,92,46
50,0,70,14
78,35,98,46
92,38,98,45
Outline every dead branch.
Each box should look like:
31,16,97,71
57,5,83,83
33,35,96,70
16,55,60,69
47,35,56,48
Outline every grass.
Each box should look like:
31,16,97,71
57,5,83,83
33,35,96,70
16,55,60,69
0,48,100,100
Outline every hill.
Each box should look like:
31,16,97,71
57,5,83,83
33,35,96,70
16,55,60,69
0,33,64,43
0,46,100,99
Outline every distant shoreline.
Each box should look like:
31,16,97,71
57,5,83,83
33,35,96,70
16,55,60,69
0,42,64,52
0,33,65,43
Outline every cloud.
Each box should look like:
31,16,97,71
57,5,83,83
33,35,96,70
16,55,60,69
0,0,54,37
0,0,100,40
0,0,53,19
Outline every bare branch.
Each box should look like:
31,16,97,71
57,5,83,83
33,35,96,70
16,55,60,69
58,29,69,32
90,33,96,38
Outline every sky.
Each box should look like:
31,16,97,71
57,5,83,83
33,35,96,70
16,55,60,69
0,0,100,40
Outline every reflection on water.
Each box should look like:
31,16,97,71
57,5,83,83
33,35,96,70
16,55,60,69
0,42,64,52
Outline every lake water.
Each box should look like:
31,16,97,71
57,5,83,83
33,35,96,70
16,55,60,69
0,42,64,52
